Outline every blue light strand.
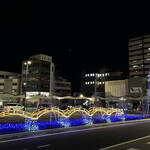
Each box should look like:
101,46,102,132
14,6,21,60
0,114,150,135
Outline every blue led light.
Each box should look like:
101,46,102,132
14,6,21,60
0,114,150,135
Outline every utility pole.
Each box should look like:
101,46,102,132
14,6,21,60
94,74,99,102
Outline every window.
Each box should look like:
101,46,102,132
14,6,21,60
0,83,4,86
32,85,38,88
13,83,17,86
29,70,39,74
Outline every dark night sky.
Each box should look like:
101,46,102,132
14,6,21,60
1,1,150,93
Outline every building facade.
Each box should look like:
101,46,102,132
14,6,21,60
80,71,123,97
55,76,71,96
21,54,55,96
105,80,128,97
129,34,150,78
0,71,21,95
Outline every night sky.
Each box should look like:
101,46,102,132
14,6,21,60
1,1,150,93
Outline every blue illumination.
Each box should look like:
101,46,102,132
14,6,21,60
0,114,150,135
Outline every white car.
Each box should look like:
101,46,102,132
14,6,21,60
4,103,24,111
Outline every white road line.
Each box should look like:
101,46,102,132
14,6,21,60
126,148,141,150
146,141,150,144
37,144,50,148
0,121,150,144
98,135,150,150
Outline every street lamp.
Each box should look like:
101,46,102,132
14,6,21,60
24,61,32,111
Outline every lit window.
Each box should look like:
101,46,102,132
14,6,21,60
103,82,104,84
148,48,150,50
105,73,107,76
102,74,104,76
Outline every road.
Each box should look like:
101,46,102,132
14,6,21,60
1,120,150,150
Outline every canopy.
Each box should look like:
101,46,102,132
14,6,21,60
26,95,95,101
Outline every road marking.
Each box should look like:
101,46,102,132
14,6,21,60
146,141,150,144
0,121,150,144
127,148,141,150
98,135,150,150
37,144,50,148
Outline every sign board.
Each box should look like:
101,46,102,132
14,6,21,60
130,87,142,93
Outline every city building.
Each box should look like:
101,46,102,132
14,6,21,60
129,34,150,78
128,77,147,98
80,70,124,97
105,78,148,110
55,76,71,96
0,71,21,95
105,80,128,97
21,54,55,97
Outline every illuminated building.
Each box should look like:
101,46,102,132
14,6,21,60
129,34,150,78
80,70,123,97
21,54,55,96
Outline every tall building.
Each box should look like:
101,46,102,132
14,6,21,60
129,34,150,78
21,54,55,96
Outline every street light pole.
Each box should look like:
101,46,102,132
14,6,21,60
24,61,31,111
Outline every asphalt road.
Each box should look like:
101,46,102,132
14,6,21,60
1,121,150,150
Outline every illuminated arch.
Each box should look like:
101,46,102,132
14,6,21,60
0,107,124,120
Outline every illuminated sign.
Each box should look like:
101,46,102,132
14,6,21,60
130,87,142,93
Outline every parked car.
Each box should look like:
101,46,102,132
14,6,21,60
4,103,24,111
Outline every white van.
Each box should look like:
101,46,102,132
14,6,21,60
4,103,24,111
